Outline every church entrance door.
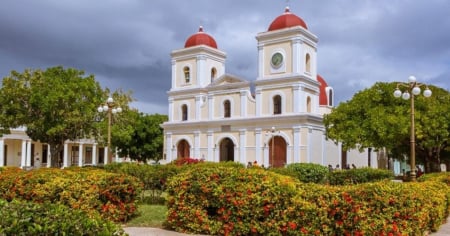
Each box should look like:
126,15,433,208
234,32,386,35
219,138,234,162
177,140,190,158
269,136,286,167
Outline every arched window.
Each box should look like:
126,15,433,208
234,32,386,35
181,104,188,121
183,66,190,83
328,89,333,106
273,95,282,115
305,53,311,73
306,96,311,113
223,100,231,118
211,67,217,82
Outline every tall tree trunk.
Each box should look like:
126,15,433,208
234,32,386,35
50,143,63,168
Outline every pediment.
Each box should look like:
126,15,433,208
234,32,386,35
209,74,248,87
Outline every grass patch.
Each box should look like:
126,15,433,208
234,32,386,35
125,204,167,227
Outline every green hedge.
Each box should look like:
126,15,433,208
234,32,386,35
270,163,329,183
328,167,394,185
104,161,245,204
165,165,450,235
105,162,179,204
0,167,142,222
0,198,125,235
166,165,301,235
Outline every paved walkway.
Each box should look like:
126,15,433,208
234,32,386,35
124,216,450,236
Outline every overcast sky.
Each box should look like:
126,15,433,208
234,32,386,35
1,0,449,114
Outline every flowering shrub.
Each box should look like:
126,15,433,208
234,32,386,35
166,165,301,235
165,164,450,235
0,167,142,222
0,198,125,235
171,157,204,166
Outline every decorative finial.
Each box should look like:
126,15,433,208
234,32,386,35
199,25,204,32
285,0,290,12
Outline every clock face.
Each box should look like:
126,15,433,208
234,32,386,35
271,52,283,68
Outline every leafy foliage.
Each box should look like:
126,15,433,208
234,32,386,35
165,163,450,235
328,167,394,185
115,112,167,163
105,162,179,204
324,82,450,172
0,199,125,235
0,66,133,167
0,167,142,222
270,162,329,183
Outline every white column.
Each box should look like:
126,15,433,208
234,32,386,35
263,145,269,167
171,145,177,161
194,131,200,158
239,129,246,164
292,38,302,74
299,87,306,113
46,144,51,168
21,140,27,168
240,90,247,118
103,147,108,164
307,128,312,163
78,143,84,167
255,89,262,116
197,55,206,87
0,139,4,167
293,85,300,113
213,144,219,162
195,95,201,120
92,143,97,166
168,98,174,122
208,94,214,120
321,132,326,165
293,126,301,163
115,147,119,162
63,143,69,168
171,59,176,90
257,44,264,79
26,140,32,167
207,131,213,162
165,133,173,162
255,129,262,164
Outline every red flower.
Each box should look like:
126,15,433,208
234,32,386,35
300,227,308,234
288,222,297,230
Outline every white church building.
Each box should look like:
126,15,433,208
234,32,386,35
161,7,382,168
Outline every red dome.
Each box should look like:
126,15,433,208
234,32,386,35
184,26,218,49
268,7,308,31
317,75,329,106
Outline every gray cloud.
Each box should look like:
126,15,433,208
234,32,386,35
1,0,448,114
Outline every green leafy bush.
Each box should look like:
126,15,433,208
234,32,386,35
328,167,394,185
105,162,180,204
165,163,449,235
0,198,125,235
271,163,329,183
0,167,142,222
165,165,301,235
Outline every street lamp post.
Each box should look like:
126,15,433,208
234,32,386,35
393,76,431,181
97,97,122,164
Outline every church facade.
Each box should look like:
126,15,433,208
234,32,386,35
161,7,380,168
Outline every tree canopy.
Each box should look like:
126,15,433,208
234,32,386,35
0,66,132,167
114,112,167,163
324,82,449,172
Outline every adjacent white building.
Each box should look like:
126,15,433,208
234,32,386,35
0,126,111,168
161,7,381,168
